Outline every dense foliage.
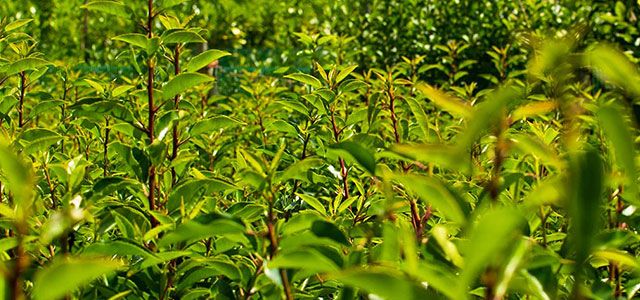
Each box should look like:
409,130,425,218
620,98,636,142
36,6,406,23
2,1,640,299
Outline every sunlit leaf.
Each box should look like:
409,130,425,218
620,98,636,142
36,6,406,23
285,73,323,89
162,73,214,100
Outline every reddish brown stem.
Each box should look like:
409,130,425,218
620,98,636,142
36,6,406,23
330,110,349,199
18,72,26,128
103,118,110,177
388,84,423,238
146,0,158,227
170,45,181,187
267,199,293,300
9,221,27,300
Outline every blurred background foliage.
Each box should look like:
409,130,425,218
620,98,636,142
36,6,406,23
3,0,640,79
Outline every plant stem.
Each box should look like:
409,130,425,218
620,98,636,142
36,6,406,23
387,82,425,239
489,110,508,201
330,109,349,199
266,196,294,300
9,218,27,300
103,117,110,177
43,161,56,207
18,72,26,128
146,0,158,227
61,79,68,153
288,121,310,201
82,0,89,62
170,45,181,186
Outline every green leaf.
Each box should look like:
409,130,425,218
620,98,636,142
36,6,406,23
162,30,206,45
391,174,466,224
592,249,639,269
296,193,327,216
586,44,640,96
18,128,62,155
1,57,51,76
4,19,32,32
416,83,472,118
83,240,156,259
404,97,430,140
162,73,214,100
597,106,638,205
285,73,323,89
510,133,563,168
390,143,470,173
167,178,237,213
410,261,462,299
522,176,564,207
330,267,430,300
431,225,464,267
455,85,519,150
158,0,183,10
189,115,243,136
83,1,130,18
335,65,358,84
147,140,167,166
269,248,339,273
112,34,148,49
177,261,241,291
329,141,376,175
311,220,349,245
568,147,604,270
0,145,33,205
185,50,231,72
277,157,323,183
158,218,245,247
461,207,525,287
32,257,124,300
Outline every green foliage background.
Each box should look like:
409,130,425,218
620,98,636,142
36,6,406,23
1,0,640,299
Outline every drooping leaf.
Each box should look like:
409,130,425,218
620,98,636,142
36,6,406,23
83,1,130,18
391,173,466,224
162,73,214,100
185,49,231,72
269,249,339,273
311,220,349,245
112,34,148,49
1,57,51,76
285,73,323,89
329,141,376,175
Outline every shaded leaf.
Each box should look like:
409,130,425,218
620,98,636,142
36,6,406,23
32,257,124,300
